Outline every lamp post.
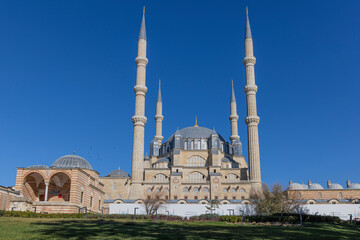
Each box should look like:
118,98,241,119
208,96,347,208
211,207,215,222
33,207,37,213
239,210,244,225
299,211,303,228
155,209,158,222
134,207,139,220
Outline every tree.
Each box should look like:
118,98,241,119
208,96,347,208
250,182,301,216
143,189,165,216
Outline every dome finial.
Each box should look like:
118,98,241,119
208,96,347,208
73,150,75,155
194,116,198,127
143,6,145,15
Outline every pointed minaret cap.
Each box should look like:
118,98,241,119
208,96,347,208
231,80,236,102
139,6,147,40
157,79,162,102
245,7,252,39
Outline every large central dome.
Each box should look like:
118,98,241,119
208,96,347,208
167,126,225,142
52,154,93,170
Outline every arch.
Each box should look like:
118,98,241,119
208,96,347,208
242,200,251,204
185,171,206,183
48,170,71,182
240,188,246,193
203,187,209,192
48,172,71,202
306,199,317,204
22,172,46,201
183,187,189,192
150,173,169,183
22,171,47,184
318,192,322,198
329,199,339,204
223,188,228,193
193,187,199,192
185,155,207,167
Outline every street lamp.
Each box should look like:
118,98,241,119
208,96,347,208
134,207,139,220
239,210,244,225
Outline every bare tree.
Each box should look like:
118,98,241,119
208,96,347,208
143,189,165,216
250,182,301,216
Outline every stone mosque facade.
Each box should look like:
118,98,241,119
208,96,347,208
2,8,359,214
100,8,262,205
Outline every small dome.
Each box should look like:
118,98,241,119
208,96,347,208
328,183,343,189
106,169,130,178
309,183,324,190
289,183,305,190
27,165,49,169
349,183,360,189
52,154,92,170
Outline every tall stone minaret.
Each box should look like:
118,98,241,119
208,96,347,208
229,80,240,144
243,8,261,189
154,79,164,143
130,7,148,199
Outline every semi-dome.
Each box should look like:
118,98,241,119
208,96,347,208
328,183,343,189
106,169,130,178
27,165,49,169
167,126,225,142
52,154,92,170
349,183,360,189
309,183,324,190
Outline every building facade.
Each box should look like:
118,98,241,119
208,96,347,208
101,8,262,205
288,180,360,204
10,154,104,213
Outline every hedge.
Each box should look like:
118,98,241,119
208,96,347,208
220,214,344,224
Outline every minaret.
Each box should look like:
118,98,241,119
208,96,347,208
243,7,261,188
130,7,148,199
154,79,164,143
229,80,240,144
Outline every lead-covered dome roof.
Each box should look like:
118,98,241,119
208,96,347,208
106,169,130,178
167,126,225,142
52,154,92,170
328,183,343,189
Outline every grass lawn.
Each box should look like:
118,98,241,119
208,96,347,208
0,217,359,240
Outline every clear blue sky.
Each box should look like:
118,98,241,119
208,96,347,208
0,0,359,188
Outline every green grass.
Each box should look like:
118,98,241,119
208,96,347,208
0,217,359,240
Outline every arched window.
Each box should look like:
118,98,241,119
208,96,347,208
80,186,84,204
147,188,152,193
151,174,169,183
164,188,169,193
117,194,121,199
185,156,207,167
112,182,117,190
223,188,228,193
203,187,209,192
231,188,237,193
193,187,199,192
223,173,240,183
297,193,301,198
318,192,322,198
339,192,343,198
185,172,206,183
240,188,245,193
183,187,189,192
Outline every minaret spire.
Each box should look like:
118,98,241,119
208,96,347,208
229,80,240,144
155,79,164,143
130,7,149,199
243,8,261,189
139,6,146,40
245,6,252,39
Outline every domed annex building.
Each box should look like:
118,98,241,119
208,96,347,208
10,154,104,213
288,180,360,204
100,8,262,206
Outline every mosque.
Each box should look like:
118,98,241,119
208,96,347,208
1,8,359,213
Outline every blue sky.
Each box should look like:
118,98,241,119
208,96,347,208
0,0,359,188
